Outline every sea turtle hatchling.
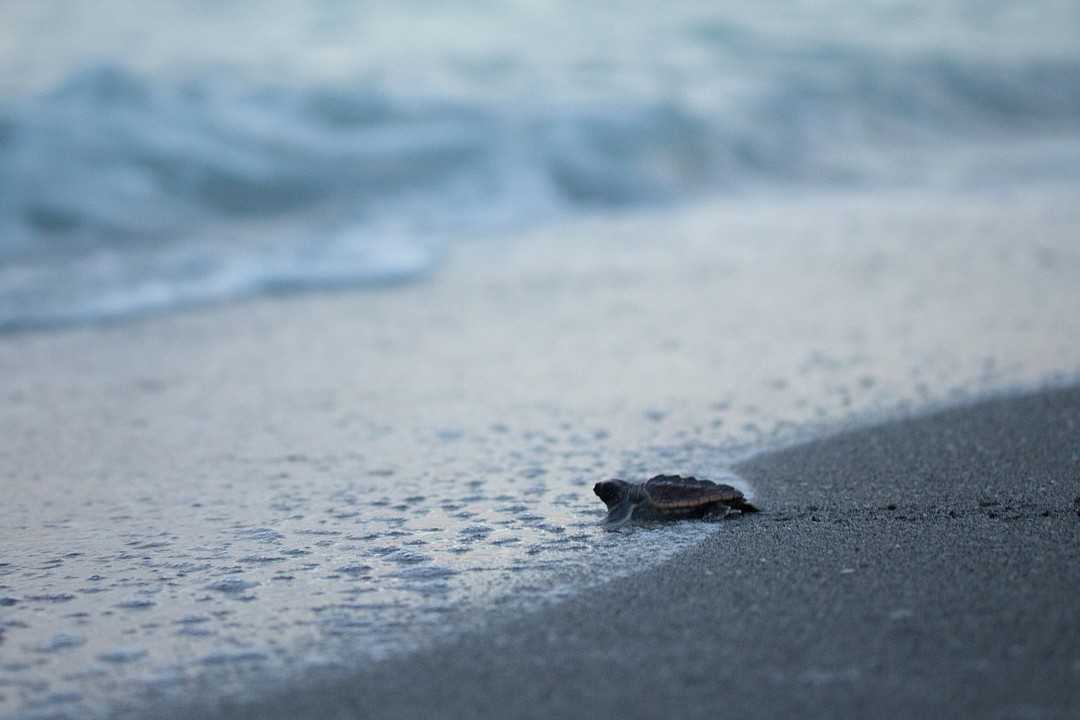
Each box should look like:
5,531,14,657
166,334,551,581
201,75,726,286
593,474,759,530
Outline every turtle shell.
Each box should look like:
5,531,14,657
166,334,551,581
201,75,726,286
643,474,745,510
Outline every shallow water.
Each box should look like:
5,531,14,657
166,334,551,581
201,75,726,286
2,386,740,715
3,455,723,714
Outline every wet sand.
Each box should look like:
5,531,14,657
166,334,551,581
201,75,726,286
185,383,1080,720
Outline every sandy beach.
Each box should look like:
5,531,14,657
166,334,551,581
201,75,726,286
178,383,1080,720
2,190,1080,719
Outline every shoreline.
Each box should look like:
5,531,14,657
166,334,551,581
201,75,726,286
4,189,1080,719
173,383,1080,720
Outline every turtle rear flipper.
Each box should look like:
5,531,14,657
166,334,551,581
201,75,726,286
601,500,637,530
728,497,760,513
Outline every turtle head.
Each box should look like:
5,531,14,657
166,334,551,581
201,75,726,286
595,479,639,530
593,479,632,509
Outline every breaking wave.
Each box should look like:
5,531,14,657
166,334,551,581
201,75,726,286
2,47,1080,329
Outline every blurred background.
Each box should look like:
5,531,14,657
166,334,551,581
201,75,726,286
2,0,1079,330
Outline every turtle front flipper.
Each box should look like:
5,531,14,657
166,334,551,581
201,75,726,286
601,500,637,530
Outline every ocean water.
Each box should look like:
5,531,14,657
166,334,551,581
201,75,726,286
2,0,1079,329
4,2,1080,718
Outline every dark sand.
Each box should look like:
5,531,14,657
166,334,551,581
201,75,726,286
176,384,1080,720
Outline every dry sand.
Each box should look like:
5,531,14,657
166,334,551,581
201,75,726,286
181,384,1080,720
